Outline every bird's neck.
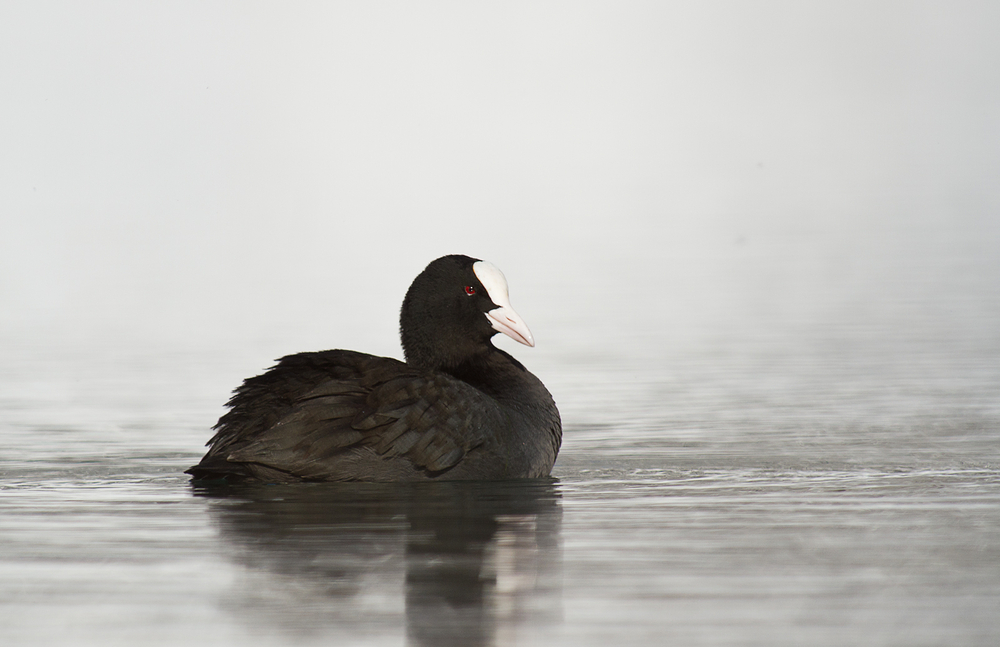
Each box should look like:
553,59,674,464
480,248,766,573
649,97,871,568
440,347,532,399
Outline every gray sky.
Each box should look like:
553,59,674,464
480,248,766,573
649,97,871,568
2,2,998,357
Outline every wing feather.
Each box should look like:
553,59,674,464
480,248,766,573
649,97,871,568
197,350,498,481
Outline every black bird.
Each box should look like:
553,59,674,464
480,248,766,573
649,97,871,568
187,255,561,482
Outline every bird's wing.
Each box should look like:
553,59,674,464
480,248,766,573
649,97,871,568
212,350,498,480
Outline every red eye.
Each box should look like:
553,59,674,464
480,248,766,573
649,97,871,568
464,285,476,296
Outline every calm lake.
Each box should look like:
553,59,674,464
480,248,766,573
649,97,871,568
2,222,999,646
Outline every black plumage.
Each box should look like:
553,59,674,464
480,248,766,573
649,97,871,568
186,255,561,482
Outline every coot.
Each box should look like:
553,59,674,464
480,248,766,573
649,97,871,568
187,255,561,482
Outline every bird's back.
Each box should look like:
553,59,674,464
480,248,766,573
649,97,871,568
187,349,559,482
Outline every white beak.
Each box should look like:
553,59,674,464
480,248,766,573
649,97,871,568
486,305,535,347
473,260,536,347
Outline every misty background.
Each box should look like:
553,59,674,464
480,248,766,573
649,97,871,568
3,5,1000,644
2,1,998,386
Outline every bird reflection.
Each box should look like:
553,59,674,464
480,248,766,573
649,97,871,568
195,480,562,646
